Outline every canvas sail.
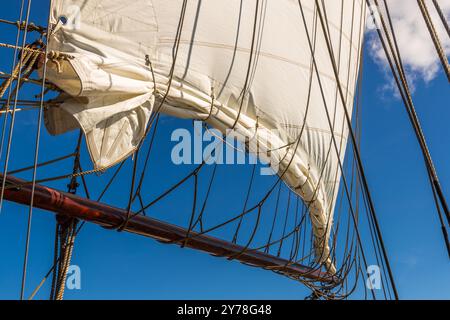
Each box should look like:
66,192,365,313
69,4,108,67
43,0,367,273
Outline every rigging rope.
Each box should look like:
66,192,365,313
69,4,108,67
417,0,450,82
310,0,398,299
0,18,45,33
370,0,450,257
50,132,83,300
432,0,450,39
17,0,37,300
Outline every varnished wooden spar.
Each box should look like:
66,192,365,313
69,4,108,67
1,174,336,283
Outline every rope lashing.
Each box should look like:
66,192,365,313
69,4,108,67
16,20,45,34
52,217,78,300
0,46,37,99
0,41,56,99
0,42,43,54
47,50,74,73
0,18,45,33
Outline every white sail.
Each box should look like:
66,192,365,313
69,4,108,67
43,0,366,273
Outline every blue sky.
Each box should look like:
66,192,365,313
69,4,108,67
0,1,449,300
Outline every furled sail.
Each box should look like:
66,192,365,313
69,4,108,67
43,0,366,273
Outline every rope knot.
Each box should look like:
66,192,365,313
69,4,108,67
47,50,73,73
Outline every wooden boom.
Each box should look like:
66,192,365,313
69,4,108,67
1,174,336,283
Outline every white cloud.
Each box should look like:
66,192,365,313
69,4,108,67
367,0,450,87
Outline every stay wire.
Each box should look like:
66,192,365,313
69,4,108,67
313,0,398,299
372,0,450,254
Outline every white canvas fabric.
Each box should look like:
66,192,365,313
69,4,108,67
44,0,366,273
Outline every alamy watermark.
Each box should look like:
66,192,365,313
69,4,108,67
366,265,381,290
170,121,288,176
66,265,81,290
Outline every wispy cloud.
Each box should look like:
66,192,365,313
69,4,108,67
367,0,450,90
